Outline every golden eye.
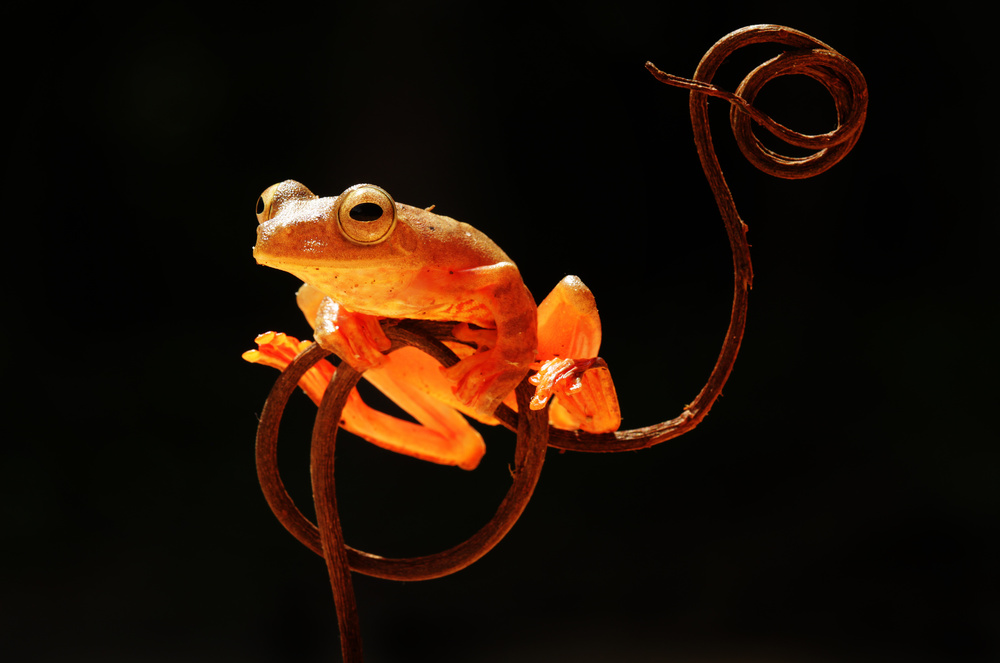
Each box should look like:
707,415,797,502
336,184,397,245
255,184,278,224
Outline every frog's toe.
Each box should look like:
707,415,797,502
528,357,583,410
315,317,390,370
533,357,621,433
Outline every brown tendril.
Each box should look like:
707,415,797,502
544,24,866,452
256,325,549,662
253,24,866,662
255,322,549,582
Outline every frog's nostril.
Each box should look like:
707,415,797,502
349,202,383,222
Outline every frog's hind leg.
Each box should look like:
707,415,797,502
358,350,488,470
244,331,486,470
532,275,621,433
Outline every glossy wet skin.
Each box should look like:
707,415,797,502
251,180,620,469
254,180,525,326
254,180,537,418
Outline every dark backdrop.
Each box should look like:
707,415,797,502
4,2,996,662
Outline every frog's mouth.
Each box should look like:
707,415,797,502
251,248,316,276
251,239,284,269
252,244,368,292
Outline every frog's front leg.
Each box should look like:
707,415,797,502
297,283,391,370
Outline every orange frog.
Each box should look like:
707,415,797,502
246,180,620,469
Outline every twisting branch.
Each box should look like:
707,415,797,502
252,25,867,662
311,357,364,661
545,24,867,452
256,323,549,580
256,327,549,662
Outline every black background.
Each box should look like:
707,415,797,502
4,2,996,662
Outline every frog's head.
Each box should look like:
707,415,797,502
253,180,417,277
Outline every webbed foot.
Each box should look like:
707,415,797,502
529,356,621,433
313,299,391,370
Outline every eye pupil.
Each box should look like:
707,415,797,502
256,196,265,215
349,202,383,222
336,184,397,245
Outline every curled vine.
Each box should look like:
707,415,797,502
252,24,867,662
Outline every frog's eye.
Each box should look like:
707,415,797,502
255,184,278,224
336,184,397,245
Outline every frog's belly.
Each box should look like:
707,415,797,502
308,270,496,328
351,293,494,328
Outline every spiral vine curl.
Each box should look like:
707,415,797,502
253,25,867,662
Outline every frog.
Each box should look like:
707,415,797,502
247,180,620,469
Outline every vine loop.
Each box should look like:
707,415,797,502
252,25,868,662
730,49,866,179
542,24,869,453
255,323,548,582
647,24,868,180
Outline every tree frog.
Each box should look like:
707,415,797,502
248,180,620,469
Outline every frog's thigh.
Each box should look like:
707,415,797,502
536,276,621,433
421,262,537,417
536,275,602,360
356,350,487,470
